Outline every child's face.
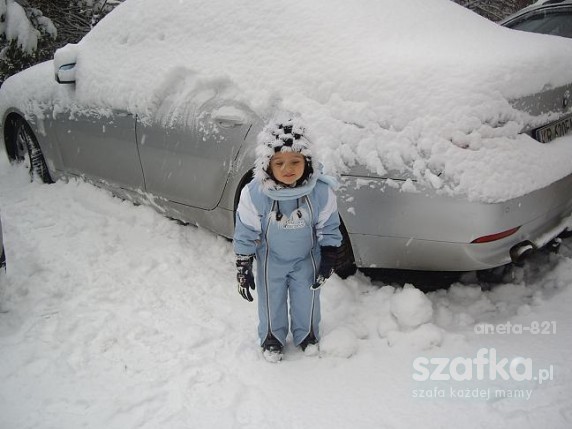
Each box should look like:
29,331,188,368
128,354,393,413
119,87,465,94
269,152,306,186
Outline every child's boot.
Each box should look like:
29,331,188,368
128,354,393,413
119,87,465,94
262,334,283,363
299,332,319,355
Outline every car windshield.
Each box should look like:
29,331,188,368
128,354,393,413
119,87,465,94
508,9,572,38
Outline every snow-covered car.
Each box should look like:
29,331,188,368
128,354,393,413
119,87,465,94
501,0,572,38
2,0,572,276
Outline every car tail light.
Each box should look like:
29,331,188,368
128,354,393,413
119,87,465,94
471,227,520,244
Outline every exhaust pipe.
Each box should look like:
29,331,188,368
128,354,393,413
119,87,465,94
510,241,535,265
509,232,566,265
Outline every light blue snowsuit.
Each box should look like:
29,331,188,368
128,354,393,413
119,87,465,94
233,175,342,347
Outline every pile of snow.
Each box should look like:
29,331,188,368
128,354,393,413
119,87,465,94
1,158,571,428
390,285,434,329
2,0,572,204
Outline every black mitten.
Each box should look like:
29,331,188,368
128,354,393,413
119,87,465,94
310,246,338,290
236,254,255,302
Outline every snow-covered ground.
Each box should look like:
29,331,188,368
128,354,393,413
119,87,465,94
0,155,571,428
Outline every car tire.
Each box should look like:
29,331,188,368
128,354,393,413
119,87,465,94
0,246,5,272
13,118,53,183
5,116,26,162
334,221,357,279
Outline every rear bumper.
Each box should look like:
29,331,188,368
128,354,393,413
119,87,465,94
348,223,570,272
339,173,572,271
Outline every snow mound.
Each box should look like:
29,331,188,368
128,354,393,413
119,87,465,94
390,285,434,329
320,327,359,358
386,323,443,350
1,158,572,428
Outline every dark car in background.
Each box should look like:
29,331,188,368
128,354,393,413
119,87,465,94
501,0,572,38
0,215,5,274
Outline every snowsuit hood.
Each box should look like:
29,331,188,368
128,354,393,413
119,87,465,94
254,117,337,201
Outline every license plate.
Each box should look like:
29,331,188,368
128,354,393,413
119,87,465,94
535,113,572,143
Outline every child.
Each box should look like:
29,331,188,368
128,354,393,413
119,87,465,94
233,117,343,362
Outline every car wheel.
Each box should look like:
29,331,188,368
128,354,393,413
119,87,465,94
334,221,357,279
14,118,53,183
0,246,5,272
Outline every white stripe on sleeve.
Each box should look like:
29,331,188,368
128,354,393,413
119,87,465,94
316,187,338,230
237,186,261,233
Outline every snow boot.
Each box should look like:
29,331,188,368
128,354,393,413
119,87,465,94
299,332,319,355
262,334,283,363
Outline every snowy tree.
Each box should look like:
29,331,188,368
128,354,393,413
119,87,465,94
0,0,123,86
1,0,56,85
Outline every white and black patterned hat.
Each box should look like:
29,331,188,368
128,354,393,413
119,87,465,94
254,118,317,189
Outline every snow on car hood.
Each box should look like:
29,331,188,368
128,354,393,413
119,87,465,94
3,0,572,202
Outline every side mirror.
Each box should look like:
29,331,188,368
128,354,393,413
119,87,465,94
54,43,79,84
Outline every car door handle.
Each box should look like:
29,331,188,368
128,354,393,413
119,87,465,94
212,108,245,128
216,119,243,128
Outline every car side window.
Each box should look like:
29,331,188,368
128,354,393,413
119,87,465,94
507,9,572,38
